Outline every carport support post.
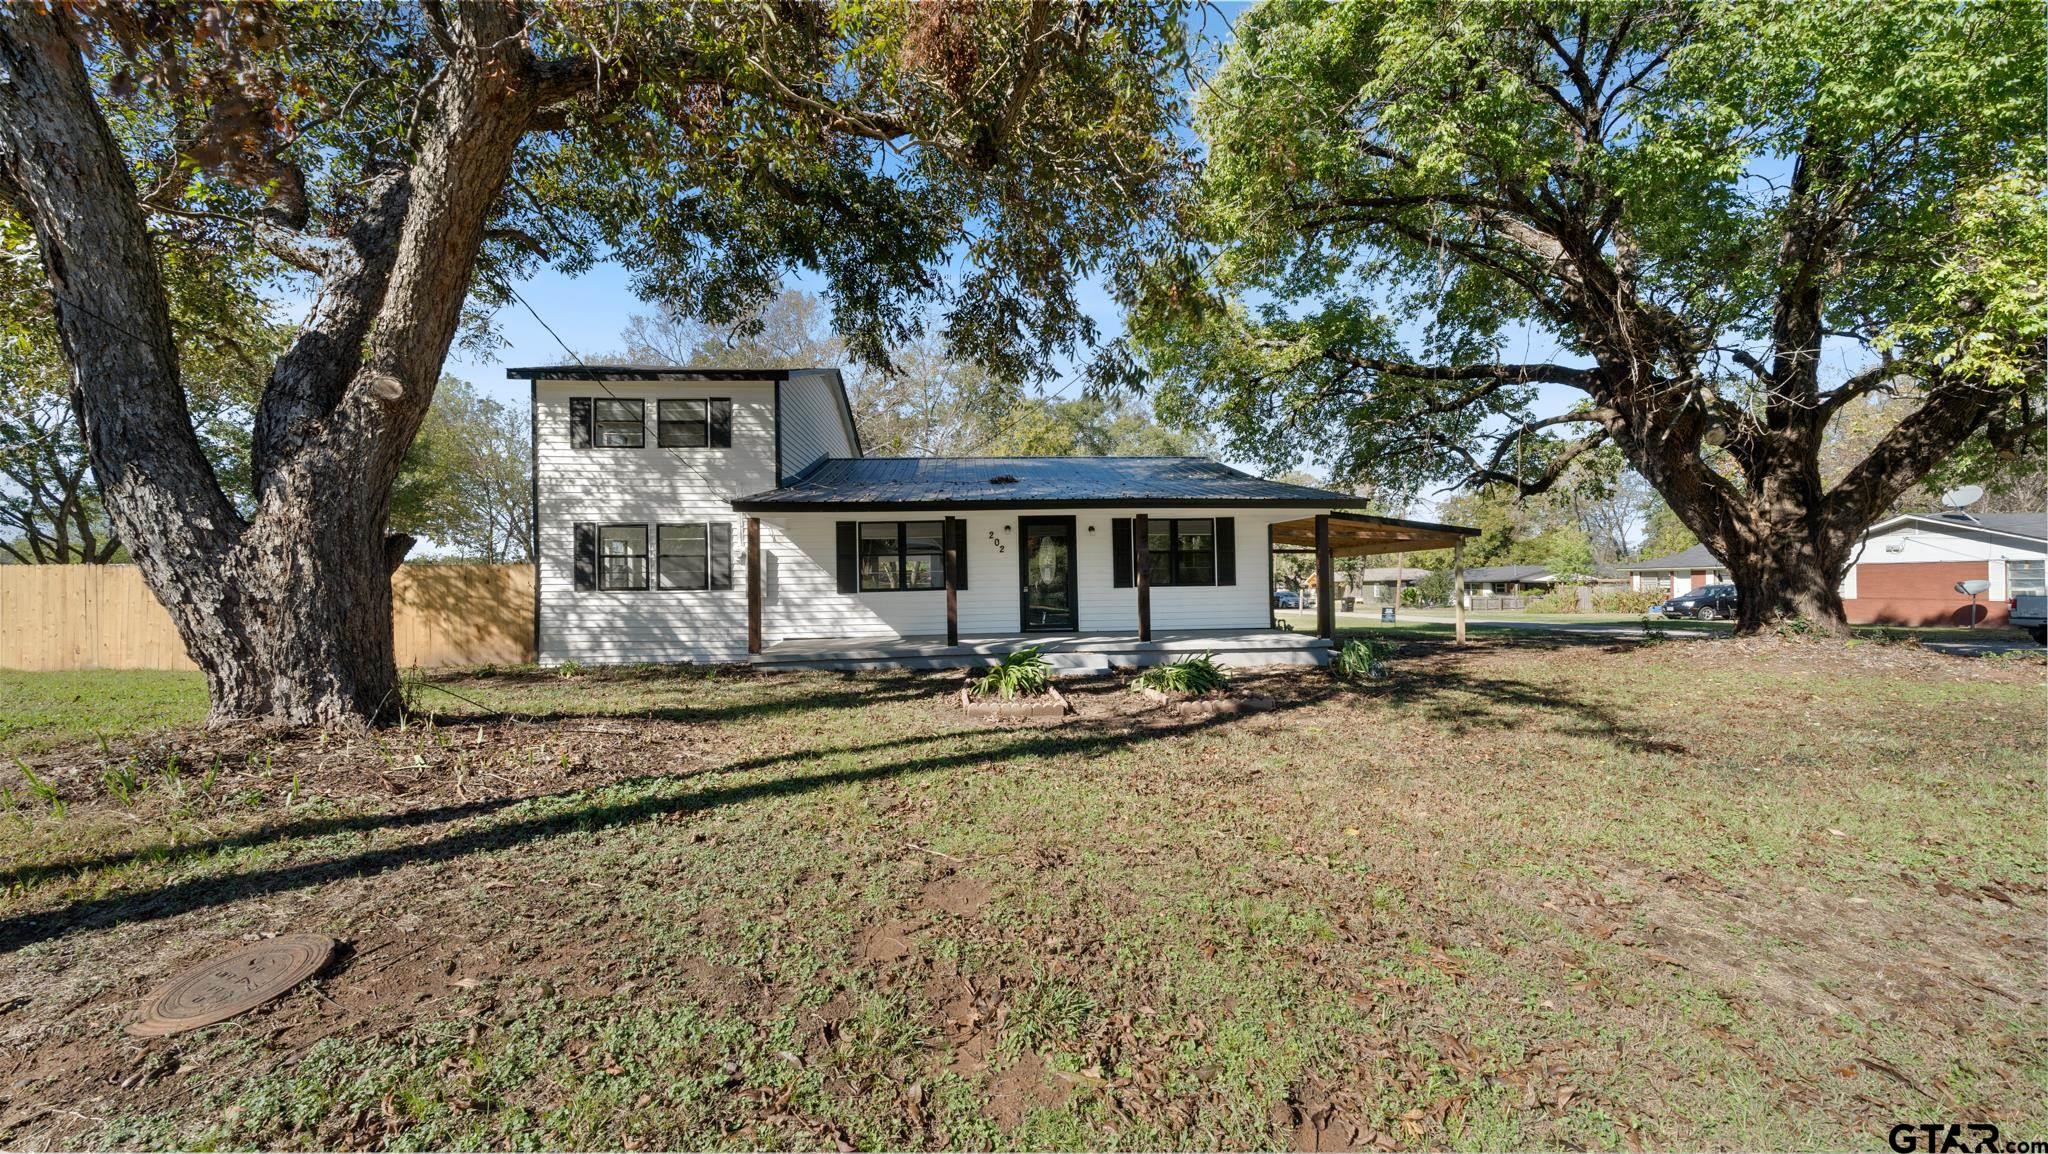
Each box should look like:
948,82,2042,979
747,517,763,655
1134,513,1152,642
1453,538,1467,644
1315,514,1334,640
944,516,960,647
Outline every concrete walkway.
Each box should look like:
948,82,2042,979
1384,610,2044,655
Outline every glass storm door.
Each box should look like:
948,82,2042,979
1019,517,1078,631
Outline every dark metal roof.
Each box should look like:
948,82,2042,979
1463,564,1557,583
730,456,1367,512
507,364,799,381
1620,543,1723,570
1901,510,2047,541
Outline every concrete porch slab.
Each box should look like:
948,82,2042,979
751,628,1330,675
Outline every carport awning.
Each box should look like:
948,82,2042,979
1269,511,1477,557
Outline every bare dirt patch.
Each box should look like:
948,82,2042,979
857,918,924,966
918,874,991,918
985,1051,1070,1130
1492,860,2048,1108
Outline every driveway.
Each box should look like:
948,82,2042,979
1387,610,2044,655
1391,610,1719,640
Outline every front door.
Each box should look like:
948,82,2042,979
1019,516,1078,631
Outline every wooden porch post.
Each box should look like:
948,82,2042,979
1314,514,1334,640
1133,513,1151,642
746,516,762,655
1453,537,1467,644
943,515,959,647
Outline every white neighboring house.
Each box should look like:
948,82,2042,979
1620,544,1730,597
1618,512,2047,626
519,364,1476,667
1841,511,2046,627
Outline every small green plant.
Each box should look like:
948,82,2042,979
1774,615,1824,639
13,758,63,818
555,660,584,679
1331,636,1396,681
1131,652,1230,695
103,760,142,806
970,647,1053,700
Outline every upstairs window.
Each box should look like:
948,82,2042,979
592,399,644,448
658,398,733,448
597,524,648,590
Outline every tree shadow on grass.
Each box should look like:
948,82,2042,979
417,669,944,727
1380,644,1691,757
0,704,1297,953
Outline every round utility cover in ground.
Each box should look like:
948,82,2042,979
129,934,337,1038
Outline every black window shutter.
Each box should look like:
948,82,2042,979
708,522,733,590
573,522,596,591
1215,517,1236,586
836,521,858,594
569,397,591,448
947,519,968,590
709,399,732,447
1111,518,1132,588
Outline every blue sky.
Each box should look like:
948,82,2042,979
446,4,1249,425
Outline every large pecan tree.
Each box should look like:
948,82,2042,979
1127,0,2044,632
0,1,1186,723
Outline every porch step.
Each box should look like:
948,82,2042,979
753,650,1116,677
750,630,1330,675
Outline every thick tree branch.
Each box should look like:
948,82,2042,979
1317,351,1597,388
1425,415,1612,496
252,171,412,490
0,5,244,565
1822,375,1997,549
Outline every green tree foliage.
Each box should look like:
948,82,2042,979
1129,0,2045,632
1640,504,1700,560
612,288,1199,458
391,379,533,565
0,215,284,563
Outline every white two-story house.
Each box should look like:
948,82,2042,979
518,364,1478,668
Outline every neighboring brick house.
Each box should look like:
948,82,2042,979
1841,512,2045,627
1620,513,2047,626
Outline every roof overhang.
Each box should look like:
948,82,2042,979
1862,513,2047,546
509,365,793,381
1268,510,1479,557
731,496,1382,513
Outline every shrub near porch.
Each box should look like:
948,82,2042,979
0,638,2041,1150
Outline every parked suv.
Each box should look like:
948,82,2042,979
1653,583,1738,620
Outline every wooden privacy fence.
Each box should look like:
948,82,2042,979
0,563,535,672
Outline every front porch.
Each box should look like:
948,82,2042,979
750,628,1331,675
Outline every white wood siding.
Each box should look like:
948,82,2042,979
1845,520,2047,600
534,379,775,665
759,508,1293,642
777,369,858,482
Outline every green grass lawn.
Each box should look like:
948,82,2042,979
0,669,209,756
1,639,2042,1151
1276,609,2035,646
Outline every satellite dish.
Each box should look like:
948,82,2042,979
1940,484,1985,509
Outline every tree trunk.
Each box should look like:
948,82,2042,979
1724,524,1851,636
0,3,536,727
